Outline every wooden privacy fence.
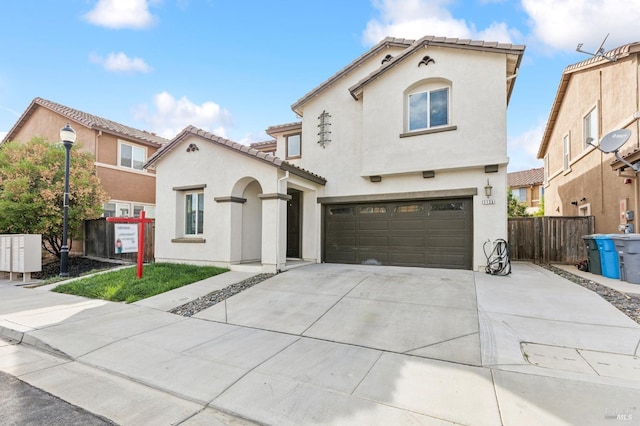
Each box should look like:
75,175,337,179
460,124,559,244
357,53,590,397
508,216,594,264
84,218,155,263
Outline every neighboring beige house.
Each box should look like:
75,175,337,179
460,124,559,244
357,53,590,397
2,97,168,218
537,42,640,233
147,36,525,273
507,167,544,214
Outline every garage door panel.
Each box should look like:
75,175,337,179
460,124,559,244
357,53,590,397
358,236,389,247
389,236,425,248
324,198,472,270
358,220,389,231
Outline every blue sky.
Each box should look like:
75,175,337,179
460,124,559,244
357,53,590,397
2,0,640,171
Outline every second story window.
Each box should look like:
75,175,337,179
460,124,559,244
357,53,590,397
119,142,146,171
408,87,449,131
563,133,571,171
512,188,527,202
583,106,599,150
286,133,301,159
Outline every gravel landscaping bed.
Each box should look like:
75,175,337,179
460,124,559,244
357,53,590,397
542,264,640,325
169,273,274,317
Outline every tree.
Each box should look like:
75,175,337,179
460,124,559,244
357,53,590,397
507,188,529,217
0,137,108,258
533,195,545,217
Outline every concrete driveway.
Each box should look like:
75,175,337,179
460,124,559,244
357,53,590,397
1,262,640,425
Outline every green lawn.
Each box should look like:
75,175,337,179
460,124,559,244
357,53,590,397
52,263,228,303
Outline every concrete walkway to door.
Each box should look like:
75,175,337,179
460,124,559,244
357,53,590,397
1,262,639,425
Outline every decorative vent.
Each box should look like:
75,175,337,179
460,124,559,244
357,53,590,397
317,110,332,148
381,54,393,64
418,55,435,67
186,143,199,152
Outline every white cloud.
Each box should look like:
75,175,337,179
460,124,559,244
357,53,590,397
522,0,640,52
84,0,155,29
507,122,546,171
133,92,232,139
0,131,7,141
363,0,519,45
90,52,152,73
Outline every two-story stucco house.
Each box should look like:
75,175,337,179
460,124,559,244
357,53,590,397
147,36,525,273
2,97,169,218
537,42,640,233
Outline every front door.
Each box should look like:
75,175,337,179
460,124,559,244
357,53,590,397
287,190,301,258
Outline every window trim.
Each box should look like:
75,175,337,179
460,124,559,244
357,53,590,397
118,140,147,171
563,133,571,172
285,133,302,159
407,86,450,132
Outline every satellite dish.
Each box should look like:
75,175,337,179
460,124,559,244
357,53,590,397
599,129,632,153
592,128,639,172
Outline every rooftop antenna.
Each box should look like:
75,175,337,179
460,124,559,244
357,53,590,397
576,33,617,62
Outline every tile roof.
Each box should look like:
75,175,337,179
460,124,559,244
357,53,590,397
2,97,169,147
145,126,326,185
265,121,302,137
508,167,544,187
291,37,414,115
537,41,640,159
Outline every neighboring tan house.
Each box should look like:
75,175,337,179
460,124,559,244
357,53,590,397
146,36,525,273
507,167,544,214
537,42,640,233
2,97,168,218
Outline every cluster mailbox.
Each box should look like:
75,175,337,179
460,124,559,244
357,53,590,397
0,234,42,282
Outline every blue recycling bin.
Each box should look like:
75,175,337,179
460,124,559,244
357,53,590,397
594,234,620,279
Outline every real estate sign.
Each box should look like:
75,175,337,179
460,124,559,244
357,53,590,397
114,224,138,253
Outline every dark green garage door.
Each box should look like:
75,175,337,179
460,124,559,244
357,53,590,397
324,198,473,269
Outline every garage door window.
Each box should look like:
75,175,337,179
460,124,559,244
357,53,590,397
394,204,424,213
359,206,387,214
431,202,464,211
329,207,354,215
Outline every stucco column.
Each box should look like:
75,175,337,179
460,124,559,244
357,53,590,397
259,193,291,273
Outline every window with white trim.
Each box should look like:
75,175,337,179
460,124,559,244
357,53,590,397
408,87,449,131
185,192,204,236
286,133,301,159
119,142,146,171
563,133,570,171
583,106,599,150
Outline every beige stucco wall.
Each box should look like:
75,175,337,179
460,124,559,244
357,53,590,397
543,55,640,233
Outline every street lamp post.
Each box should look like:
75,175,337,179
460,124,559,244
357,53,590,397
59,123,76,277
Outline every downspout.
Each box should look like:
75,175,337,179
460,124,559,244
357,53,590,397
276,171,290,272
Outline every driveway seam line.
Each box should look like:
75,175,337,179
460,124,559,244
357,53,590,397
299,276,370,336
490,368,506,426
350,351,383,396
481,310,640,330
403,331,478,354
207,336,302,406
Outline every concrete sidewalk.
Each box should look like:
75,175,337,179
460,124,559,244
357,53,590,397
1,262,640,425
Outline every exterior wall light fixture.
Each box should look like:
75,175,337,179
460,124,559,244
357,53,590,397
484,179,493,198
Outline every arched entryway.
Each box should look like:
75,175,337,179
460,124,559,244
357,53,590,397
230,178,263,264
